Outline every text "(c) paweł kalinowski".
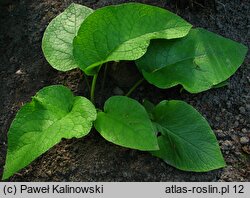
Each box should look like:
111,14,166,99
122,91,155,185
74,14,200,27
20,184,104,194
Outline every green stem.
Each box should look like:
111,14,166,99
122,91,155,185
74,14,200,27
90,64,102,103
83,73,91,92
101,62,108,92
125,78,144,97
90,72,98,104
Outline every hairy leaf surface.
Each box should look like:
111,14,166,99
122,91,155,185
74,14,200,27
94,96,159,150
3,85,96,179
150,100,225,172
73,3,192,75
42,3,93,71
136,28,248,93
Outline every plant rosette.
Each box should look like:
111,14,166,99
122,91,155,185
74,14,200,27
2,3,248,180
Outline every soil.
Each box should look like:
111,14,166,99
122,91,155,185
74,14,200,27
0,0,249,182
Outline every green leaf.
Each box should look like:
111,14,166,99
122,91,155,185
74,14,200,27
136,28,248,93
151,100,225,172
212,80,229,89
42,3,93,71
94,96,159,151
142,99,155,120
3,85,96,180
73,3,192,75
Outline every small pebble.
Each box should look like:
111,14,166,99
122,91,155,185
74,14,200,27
239,118,245,124
10,56,17,63
239,107,246,114
241,128,247,133
46,170,52,176
221,140,233,150
240,137,249,144
70,166,76,171
226,101,231,108
216,129,226,138
190,176,196,181
234,121,239,128
231,135,238,142
246,104,250,111
15,69,22,74
235,115,240,120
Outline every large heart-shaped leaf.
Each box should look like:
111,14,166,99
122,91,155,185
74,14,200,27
136,28,248,93
150,100,225,172
73,3,192,75
3,85,96,180
42,3,93,71
94,96,159,151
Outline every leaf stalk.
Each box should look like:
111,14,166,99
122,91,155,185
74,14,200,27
125,78,144,97
90,73,98,104
83,73,91,92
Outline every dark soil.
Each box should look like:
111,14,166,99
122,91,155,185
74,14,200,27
0,0,249,181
